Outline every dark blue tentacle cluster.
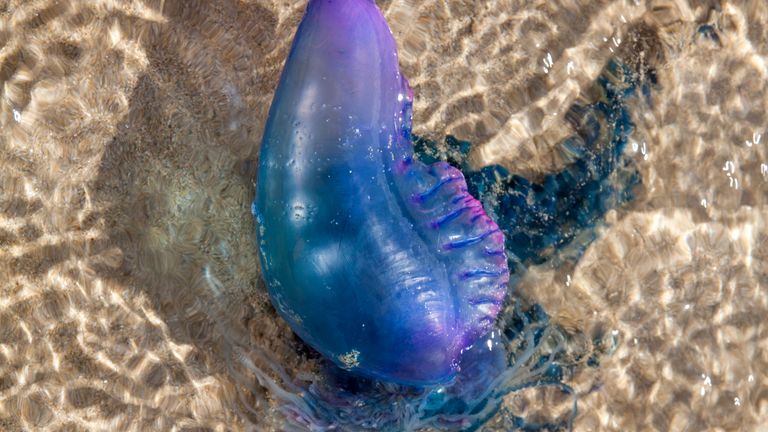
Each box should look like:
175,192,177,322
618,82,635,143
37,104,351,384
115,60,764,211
415,58,657,281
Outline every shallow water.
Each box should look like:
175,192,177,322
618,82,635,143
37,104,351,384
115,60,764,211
0,0,766,430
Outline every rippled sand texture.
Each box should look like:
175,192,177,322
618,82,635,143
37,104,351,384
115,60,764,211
0,0,766,430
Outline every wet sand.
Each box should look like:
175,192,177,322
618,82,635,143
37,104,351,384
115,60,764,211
0,0,766,430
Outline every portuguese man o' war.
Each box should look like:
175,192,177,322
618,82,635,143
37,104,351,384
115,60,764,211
252,0,659,429
254,0,509,386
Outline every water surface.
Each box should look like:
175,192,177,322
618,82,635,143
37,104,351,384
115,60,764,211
0,0,766,430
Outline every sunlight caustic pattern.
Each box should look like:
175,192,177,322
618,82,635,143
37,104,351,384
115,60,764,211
0,0,766,430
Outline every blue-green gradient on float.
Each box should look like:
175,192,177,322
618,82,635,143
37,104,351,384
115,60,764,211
254,0,509,386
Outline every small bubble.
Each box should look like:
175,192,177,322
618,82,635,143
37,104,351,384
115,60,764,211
12,109,20,122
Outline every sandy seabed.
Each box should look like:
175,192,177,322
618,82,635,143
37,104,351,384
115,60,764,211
0,0,766,430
